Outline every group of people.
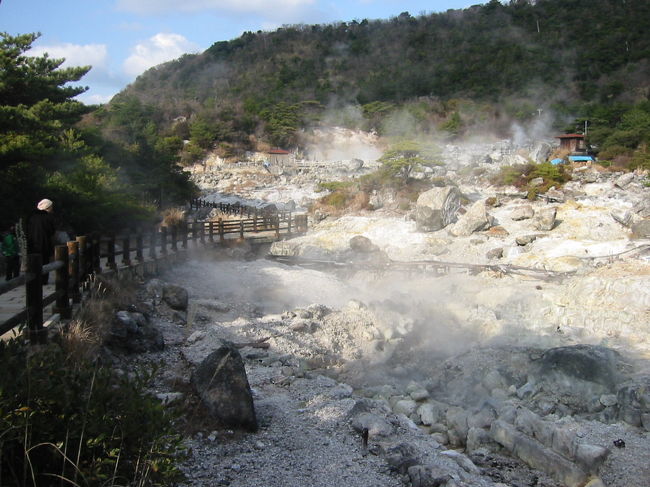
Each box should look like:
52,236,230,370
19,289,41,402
1,199,57,283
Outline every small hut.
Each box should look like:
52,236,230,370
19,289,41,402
556,134,586,153
268,148,291,165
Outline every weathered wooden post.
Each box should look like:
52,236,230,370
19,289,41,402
171,225,178,252
253,209,258,233
275,215,280,239
209,221,215,243
67,241,80,304
26,253,45,344
149,230,157,260
160,226,168,256
76,236,88,283
239,220,244,239
92,234,101,273
122,235,131,266
219,218,225,243
182,221,188,249
136,234,144,263
200,221,205,245
53,245,71,319
287,212,292,236
107,234,117,271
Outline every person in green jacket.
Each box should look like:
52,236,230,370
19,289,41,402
1,224,20,281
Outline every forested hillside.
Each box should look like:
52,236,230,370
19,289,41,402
105,0,650,168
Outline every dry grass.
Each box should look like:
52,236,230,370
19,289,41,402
57,274,139,360
58,320,100,364
162,207,186,228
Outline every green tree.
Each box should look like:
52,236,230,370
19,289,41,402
378,139,442,183
0,32,90,226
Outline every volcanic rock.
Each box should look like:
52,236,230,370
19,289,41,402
192,342,257,431
532,207,557,231
415,186,461,232
162,283,189,310
449,200,491,236
510,205,534,221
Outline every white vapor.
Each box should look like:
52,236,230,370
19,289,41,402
123,33,199,78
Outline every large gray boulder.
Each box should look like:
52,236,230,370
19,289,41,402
192,342,257,431
531,345,624,410
449,200,491,236
533,207,557,231
108,310,164,353
415,186,461,232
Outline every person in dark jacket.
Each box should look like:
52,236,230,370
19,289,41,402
27,199,56,284
1,224,20,281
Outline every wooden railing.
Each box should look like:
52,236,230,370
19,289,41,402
0,211,309,343
189,198,296,220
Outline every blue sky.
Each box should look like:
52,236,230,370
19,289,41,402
1,0,481,104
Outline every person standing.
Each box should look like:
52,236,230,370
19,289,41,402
1,225,20,281
27,199,56,284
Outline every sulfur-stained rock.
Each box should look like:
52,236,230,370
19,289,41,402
574,443,610,473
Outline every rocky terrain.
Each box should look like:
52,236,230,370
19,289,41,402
115,134,649,487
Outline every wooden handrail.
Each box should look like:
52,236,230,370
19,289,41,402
0,204,308,342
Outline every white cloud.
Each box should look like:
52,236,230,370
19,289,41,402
116,0,315,17
79,93,115,105
27,43,108,70
123,33,199,78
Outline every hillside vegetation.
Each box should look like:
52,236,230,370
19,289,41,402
107,0,650,169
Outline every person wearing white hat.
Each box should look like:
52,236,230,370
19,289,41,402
27,199,56,284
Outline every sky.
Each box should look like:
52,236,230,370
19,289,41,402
1,0,481,105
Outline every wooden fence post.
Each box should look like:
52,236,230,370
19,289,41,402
92,234,101,273
76,236,88,283
219,218,225,243
209,221,215,243
200,221,205,245
122,235,131,266
53,245,71,319
239,220,244,239
253,210,258,232
67,241,80,304
136,234,144,263
275,215,280,239
287,212,292,236
149,230,157,260
160,227,167,256
26,253,45,344
182,222,188,249
107,234,117,271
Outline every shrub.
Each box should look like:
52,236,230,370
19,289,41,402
491,162,571,197
490,163,535,188
0,274,184,486
0,339,185,486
